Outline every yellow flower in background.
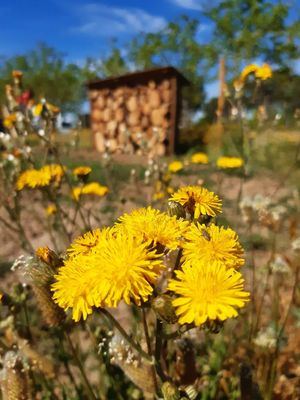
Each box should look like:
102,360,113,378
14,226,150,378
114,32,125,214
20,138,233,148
255,63,272,80
168,263,249,326
16,164,65,190
73,166,92,177
3,113,17,129
217,156,244,169
241,64,258,80
118,207,189,250
72,182,108,201
52,228,164,321
240,63,272,82
191,152,209,164
169,186,222,219
168,161,183,173
153,191,165,201
32,101,60,117
16,169,51,190
41,164,65,184
46,204,57,216
183,223,244,269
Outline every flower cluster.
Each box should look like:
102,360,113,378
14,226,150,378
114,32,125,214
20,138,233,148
72,182,109,201
52,185,249,328
16,164,65,190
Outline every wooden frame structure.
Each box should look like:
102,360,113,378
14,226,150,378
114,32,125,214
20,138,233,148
87,66,189,156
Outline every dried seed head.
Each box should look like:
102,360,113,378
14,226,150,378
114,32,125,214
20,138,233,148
1,351,31,400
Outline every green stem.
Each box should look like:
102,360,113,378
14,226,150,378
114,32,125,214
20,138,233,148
99,308,152,362
141,307,159,394
64,332,98,400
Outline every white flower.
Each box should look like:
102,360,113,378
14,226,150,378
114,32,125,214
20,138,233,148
38,129,45,137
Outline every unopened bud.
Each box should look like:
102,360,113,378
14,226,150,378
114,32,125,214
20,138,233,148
167,201,186,219
152,295,178,324
35,247,62,269
161,382,180,400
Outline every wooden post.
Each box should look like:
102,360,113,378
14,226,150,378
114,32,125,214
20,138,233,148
169,76,178,154
216,57,226,122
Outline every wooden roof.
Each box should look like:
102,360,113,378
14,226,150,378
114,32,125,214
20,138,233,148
86,66,189,90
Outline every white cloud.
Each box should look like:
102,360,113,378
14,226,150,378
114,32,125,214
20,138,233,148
73,3,167,36
169,0,203,11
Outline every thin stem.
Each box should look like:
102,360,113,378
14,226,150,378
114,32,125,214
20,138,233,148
142,308,159,395
64,332,98,400
99,308,152,362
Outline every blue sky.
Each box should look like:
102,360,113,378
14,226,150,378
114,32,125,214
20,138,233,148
1,0,299,99
1,0,207,61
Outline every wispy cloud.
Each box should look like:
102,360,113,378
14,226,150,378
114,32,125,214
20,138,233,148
73,3,167,36
169,0,203,11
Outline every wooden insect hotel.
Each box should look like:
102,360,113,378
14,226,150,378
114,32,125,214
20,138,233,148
87,67,189,156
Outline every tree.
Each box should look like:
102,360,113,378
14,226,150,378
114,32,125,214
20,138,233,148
128,16,206,110
0,43,85,112
203,0,300,76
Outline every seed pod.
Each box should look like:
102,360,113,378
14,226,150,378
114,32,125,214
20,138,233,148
1,351,31,400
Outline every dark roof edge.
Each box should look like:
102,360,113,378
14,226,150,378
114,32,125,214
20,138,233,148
86,66,190,89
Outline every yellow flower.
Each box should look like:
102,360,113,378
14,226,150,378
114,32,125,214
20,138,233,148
118,207,189,250
168,161,183,173
240,64,258,80
32,102,60,117
216,156,244,169
16,164,65,190
3,113,17,129
183,223,244,269
168,262,249,326
46,204,57,216
169,186,222,219
72,182,108,201
153,191,165,201
191,152,209,164
67,228,109,258
73,166,92,177
16,169,51,190
52,228,164,321
32,103,43,117
41,164,65,184
255,63,272,80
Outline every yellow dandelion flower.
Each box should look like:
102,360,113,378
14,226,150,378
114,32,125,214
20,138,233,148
191,152,209,164
3,113,17,129
183,223,244,269
216,156,244,169
67,228,110,258
255,63,272,80
240,64,258,80
72,182,108,201
41,164,65,184
168,161,183,173
118,207,189,250
73,166,92,177
168,262,249,326
169,186,222,219
52,228,164,321
46,204,57,216
16,169,51,190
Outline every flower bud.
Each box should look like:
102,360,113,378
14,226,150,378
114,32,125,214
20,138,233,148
152,295,178,324
161,382,180,400
167,201,186,219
